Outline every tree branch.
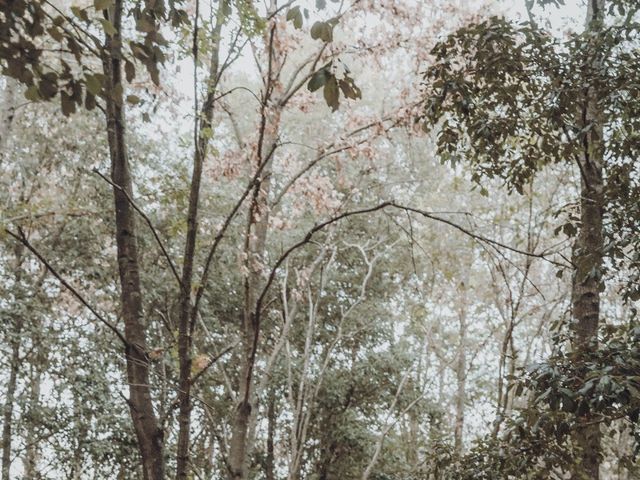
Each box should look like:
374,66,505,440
5,227,127,346
93,168,183,288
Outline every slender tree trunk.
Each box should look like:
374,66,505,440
265,391,276,480
504,337,517,414
70,395,87,480
570,2,605,478
23,365,42,479
228,12,283,479
0,76,18,159
228,120,281,480
202,431,216,479
175,5,224,477
103,3,164,478
493,322,510,438
1,245,24,480
454,312,466,454
1,93,21,478
1,330,20,480
406,399,419,467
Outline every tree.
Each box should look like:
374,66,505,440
422,0,640,477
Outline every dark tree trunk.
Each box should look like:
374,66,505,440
0,77,18,162
103,3,164,478
265,391,276,480
570,2,605,478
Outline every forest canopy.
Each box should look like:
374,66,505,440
1,0,639,479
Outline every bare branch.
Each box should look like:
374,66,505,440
5,228,127,346
93,169,183,288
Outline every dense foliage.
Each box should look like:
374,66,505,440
1,0,638,479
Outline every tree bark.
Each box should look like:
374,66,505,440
228,11,283,479
570,1,605,478
265,391,276,480
454,311,466,455
0,76,18,160
175,4,225,477
23,364,42,479
1,245,25,480
1,329,20,480
103,3,164,478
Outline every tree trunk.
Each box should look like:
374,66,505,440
265,391,276,480
0,76,18,159
1,89,21,478
103,3,164,478
2,245,25,480
570,1,605,478
228,11,283,479
23,364,42,479
70,395,87,480
175,5,224,477
454,311,466,454
1,331,20,480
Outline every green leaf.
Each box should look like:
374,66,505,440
148,63,160,85
136,17,155,33
85,92,97,110
124,61,136,83
61,91,76,116
38,73,59,99
85,75,103,96
310,21,323,40
94,0,113,10
99,18,118,36
286,6,303,29
323,75,339,111
200,127,213,139
70,6,89,22
126,95,141,105
319,22,333,42
24,85,41,102
308,68,329,92
47,26,64,42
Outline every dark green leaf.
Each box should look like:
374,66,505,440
308,68,329,92
99,19,118,36
323,75,339,111
85,75,102,96
24,85,41,102
61,91,76,116
125,61,136,83
94,0,113,10
286,6,303,29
